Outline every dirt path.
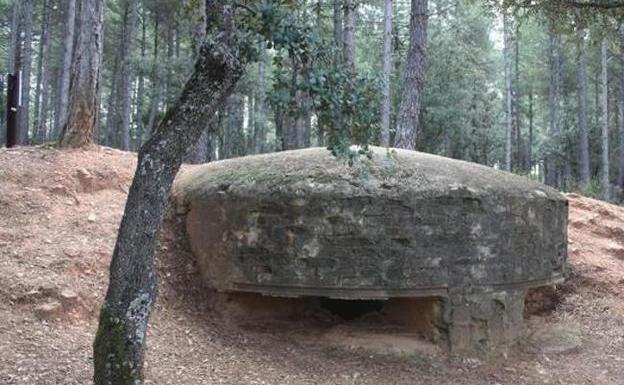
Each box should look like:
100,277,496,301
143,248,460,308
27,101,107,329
0,146,622,384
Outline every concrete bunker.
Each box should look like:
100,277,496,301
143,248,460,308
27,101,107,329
173,147,568,355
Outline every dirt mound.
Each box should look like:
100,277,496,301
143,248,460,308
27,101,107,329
566,193,624,295
0,146,623,385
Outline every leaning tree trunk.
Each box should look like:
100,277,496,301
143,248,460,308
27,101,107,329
54,0,76,138
600,36,610,200
92,3,245,383
577,26,591,186
58,0,103,148
380,0,392,146
185,0,210,163
394,0,428,150
502,11,513,172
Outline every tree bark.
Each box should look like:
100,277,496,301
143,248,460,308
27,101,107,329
185,0,210,163
54,0,76,138
502,11,513,172
58,0,104,148
394,0,428,150
577,26,591,185
380,0,392,146
93,3,245,383
343,0,356,74
600,36,610,199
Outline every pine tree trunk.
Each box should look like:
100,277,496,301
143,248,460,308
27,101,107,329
545,32,562,187
119,0,139,150
254,47,267,154
165,20,175,110
247,93,255,153
146,15,161,138
394,0,428,150
618,28,624,191
343,0,356,74
577,27,591,185
18,0,33,145
54,0,76,138
513,25,523,171
33,0,51,143
502,11,513,172
528,87,534,171
334,0,342,57
600,36,610,200
92,4,245,384
105,53,120,147
58,0,104,148
7,0,21,74
135,6,147,149
380,0,392,146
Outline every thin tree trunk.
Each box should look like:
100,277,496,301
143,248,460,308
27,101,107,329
254,46,267,154
513,24,523,171
334,0,342,58
119,0,139,150
600,36,610,200
394,0,428,150
105,54,120,147
33,0,51,143
528,87,534,171
618,27,624,190
18,0,33,145
54,0,76,138
343,0,356,74
502,11,513,172
380,0,392,146
577,26,591,185
146,15,161,138
58,0,104,148
165,20,175,110
7,0,21,74
135,6,147,149
546,32,562,187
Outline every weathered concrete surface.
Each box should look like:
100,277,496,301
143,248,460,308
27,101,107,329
173,147,568,354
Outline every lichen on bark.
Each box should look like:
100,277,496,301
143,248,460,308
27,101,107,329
93,304,140,384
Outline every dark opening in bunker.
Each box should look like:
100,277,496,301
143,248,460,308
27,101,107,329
319,298,385,321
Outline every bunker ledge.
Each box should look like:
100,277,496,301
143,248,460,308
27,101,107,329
173,147,568,354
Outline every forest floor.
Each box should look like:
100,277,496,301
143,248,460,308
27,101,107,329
0,145,623,385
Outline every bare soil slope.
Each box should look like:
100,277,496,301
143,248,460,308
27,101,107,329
0,146,622,385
